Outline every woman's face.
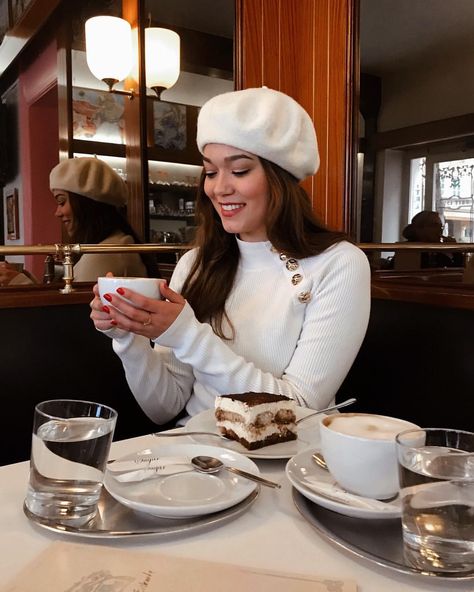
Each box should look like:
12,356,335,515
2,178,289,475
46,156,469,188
53,190,74,237
202,143,270,242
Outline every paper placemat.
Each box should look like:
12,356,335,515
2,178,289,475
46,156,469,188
2,541,357,592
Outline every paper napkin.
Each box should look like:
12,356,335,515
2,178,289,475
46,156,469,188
303,476,400,511
107,456,191,482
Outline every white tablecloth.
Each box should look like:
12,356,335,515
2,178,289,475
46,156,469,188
0,433,471,591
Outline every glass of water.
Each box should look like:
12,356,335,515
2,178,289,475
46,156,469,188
24,399,117,526
396,428,474,574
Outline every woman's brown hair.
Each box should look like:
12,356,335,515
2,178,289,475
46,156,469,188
181,158,348,339
67,192,158,277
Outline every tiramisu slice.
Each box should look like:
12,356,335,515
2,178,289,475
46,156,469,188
214,393,297,450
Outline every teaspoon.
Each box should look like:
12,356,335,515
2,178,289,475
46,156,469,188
191,455,281,489
296,397,357,425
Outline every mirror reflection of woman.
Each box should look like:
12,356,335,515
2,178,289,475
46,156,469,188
0,158,156,286
399,210,463,268
90,87,371,425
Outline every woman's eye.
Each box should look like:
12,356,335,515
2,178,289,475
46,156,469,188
204,171,217,179
233,169,249,177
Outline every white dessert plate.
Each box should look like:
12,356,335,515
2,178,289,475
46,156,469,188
185,407,322,459
104,444,258,518
286,448,401,519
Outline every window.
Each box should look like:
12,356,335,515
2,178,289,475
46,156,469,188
406,147,474,243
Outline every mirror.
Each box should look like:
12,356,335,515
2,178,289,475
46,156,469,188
357,0,474,268
0,0,235,287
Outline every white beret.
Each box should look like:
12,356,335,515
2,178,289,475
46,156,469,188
49,157,127,207
197,87,319,180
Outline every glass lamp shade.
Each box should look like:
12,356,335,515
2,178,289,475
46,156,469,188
85,16,133,85
145,28,180,92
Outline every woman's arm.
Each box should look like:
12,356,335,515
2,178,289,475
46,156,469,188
154,246,371,410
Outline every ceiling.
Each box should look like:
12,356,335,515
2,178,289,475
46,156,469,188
148,0,234,39
360,0,474,75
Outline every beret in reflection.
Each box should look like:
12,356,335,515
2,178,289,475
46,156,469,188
49,157,127,207
196,87,319,181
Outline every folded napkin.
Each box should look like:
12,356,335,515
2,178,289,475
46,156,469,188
303,476,400,511
108,456,192,482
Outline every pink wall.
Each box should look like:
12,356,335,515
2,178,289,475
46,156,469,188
19,38,60,280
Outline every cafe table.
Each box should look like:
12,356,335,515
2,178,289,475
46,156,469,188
0,432,471,591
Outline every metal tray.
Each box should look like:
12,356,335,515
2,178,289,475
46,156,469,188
24,487,259,540
292,488,474,582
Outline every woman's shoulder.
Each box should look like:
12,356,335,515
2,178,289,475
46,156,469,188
100,231,133,245
169,247,198,290
301,240,370,277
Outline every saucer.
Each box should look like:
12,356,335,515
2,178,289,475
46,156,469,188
285,448,401,519
104,444,258,518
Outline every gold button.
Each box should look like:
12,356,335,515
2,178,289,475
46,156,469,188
279,253,288,261
291,273,303,285
298,291,312,303
286,258,299,271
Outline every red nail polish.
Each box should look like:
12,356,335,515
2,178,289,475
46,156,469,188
103,293,112,302
110,320,117,326
102,305,110,313
117,287,125,295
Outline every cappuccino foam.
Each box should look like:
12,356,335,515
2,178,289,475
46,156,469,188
325,413,410,440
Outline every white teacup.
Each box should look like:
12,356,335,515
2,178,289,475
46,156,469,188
98,277,165,308
319,412,419,499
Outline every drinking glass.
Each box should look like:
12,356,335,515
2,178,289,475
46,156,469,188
24,399,117,526
396,428,474,574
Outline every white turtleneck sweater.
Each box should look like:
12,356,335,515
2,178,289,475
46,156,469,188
110,238,371,425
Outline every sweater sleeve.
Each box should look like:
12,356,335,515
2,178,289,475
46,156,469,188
110,250,197,424
153,246,371,410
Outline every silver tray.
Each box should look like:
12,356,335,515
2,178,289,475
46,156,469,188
292,488,474,582
24,487,259,540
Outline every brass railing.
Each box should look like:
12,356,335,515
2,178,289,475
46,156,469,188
0,243,188,293
1,242,474,293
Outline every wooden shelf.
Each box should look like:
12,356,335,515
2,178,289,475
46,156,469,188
150,214,195,221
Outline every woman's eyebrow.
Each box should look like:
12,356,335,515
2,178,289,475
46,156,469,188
202,154,254,165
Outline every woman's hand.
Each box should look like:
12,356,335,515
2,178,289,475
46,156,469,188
92,280,186,339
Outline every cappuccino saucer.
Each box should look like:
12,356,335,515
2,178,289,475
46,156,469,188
285,449,401,519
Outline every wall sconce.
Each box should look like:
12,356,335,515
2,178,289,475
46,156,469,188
85,16,180,100
145,28,180,100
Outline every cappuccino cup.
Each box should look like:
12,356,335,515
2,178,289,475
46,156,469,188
98,277,165,308
320,413,419,499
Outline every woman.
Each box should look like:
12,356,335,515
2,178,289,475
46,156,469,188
399,210,462,268
90,87,371,425
1,157,155,286
50,157,156,280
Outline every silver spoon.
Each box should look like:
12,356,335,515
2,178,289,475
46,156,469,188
191,455,281,489
312,452,328,470
296,397,357,425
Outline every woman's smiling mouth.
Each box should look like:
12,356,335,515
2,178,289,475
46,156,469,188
220,203,245,216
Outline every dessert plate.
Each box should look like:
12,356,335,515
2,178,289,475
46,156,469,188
104,444,258,519
286,448,401,519
185,407,322,459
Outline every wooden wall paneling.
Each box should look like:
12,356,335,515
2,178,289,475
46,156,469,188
236,0,353,230
122,0,147,240
56,9,72,161
324,0,352,231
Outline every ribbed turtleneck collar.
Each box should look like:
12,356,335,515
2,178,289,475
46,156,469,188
236,237,278,270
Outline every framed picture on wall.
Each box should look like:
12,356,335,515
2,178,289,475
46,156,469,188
6,188,19,240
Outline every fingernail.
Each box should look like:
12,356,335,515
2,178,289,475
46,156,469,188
164,280,168,288
102,305,110,313
117,287,125,295
103,293,112,302
110,320,117,326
